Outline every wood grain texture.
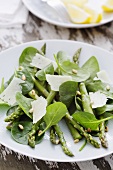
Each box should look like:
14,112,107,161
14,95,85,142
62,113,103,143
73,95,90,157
0,13,113,170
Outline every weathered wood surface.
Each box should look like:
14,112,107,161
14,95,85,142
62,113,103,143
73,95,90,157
0,13,113,170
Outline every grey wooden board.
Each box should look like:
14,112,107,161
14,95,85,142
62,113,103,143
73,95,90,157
0,13,113,170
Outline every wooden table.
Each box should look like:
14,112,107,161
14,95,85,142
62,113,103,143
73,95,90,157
0,13,113,170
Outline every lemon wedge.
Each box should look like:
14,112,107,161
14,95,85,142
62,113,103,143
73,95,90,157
66,4,91,24
102,0,113,12
61,0,88,7
84,4,103,23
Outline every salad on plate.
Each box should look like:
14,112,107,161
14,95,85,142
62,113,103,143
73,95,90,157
0,43,113,157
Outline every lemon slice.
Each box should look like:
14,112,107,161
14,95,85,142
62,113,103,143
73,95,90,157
62,0,88,7
84,4,103,23
66,4,91,24
102,0,113,12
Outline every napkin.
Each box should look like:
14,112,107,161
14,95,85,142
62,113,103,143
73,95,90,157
0,0,28,28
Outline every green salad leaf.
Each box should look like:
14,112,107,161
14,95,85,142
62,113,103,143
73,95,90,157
35,63,54,81
72,111,113,131
59,81,78,108
11,120,33,145
16,68,34,95
82,56,100,79
16,92,33,119
39,102,68,135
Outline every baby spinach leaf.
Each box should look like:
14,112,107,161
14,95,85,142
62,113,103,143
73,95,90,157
16,92,33,119
86,80,113,99
59,81,78,108
82,56,100,79
19,47,38,68
95,105,106,115
35,63,54,81
57,51,70,64
40,102,68,134
11,120,33,145
55,55,90,82
16,68,34,95
62,61,90,82
72,111,113,131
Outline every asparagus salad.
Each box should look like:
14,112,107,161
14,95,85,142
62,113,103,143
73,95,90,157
1,43,113,157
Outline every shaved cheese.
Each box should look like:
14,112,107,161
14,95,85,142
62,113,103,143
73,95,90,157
96,70,113,84
46,74,72,91
30,53,57,70
89,91,107,108
31,96,47,124
0,77,24,105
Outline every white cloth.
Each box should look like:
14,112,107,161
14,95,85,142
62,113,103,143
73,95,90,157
0,0,28,28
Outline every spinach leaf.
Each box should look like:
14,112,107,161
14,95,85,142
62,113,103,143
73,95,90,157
59,81,78,108
72,111,113,131
86,80,113,99
35,63,54,81
19,47,38,68
95,105,106,115
62,61,90,82
16,68,34,95
96,103,113,116
55,55,90,82
41,102,67,134
11,120,33,145
57,51,70,64
16,92,33,119
82,56,100,79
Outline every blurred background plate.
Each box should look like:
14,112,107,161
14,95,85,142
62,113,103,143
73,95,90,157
22,0,113,28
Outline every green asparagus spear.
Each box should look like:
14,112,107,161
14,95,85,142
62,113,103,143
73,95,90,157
46,90,56,105
41,43,46,55
99,115,108,148
73,48,82,64
28,120,41,148
4,107,24,122
50,127,60,144
79,82,93,114
53,124,74,157
65,112,100,148
32,76,49,97
65,118,82,141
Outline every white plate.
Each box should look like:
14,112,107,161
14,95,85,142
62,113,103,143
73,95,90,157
0,40,113,162
22,0,113,28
